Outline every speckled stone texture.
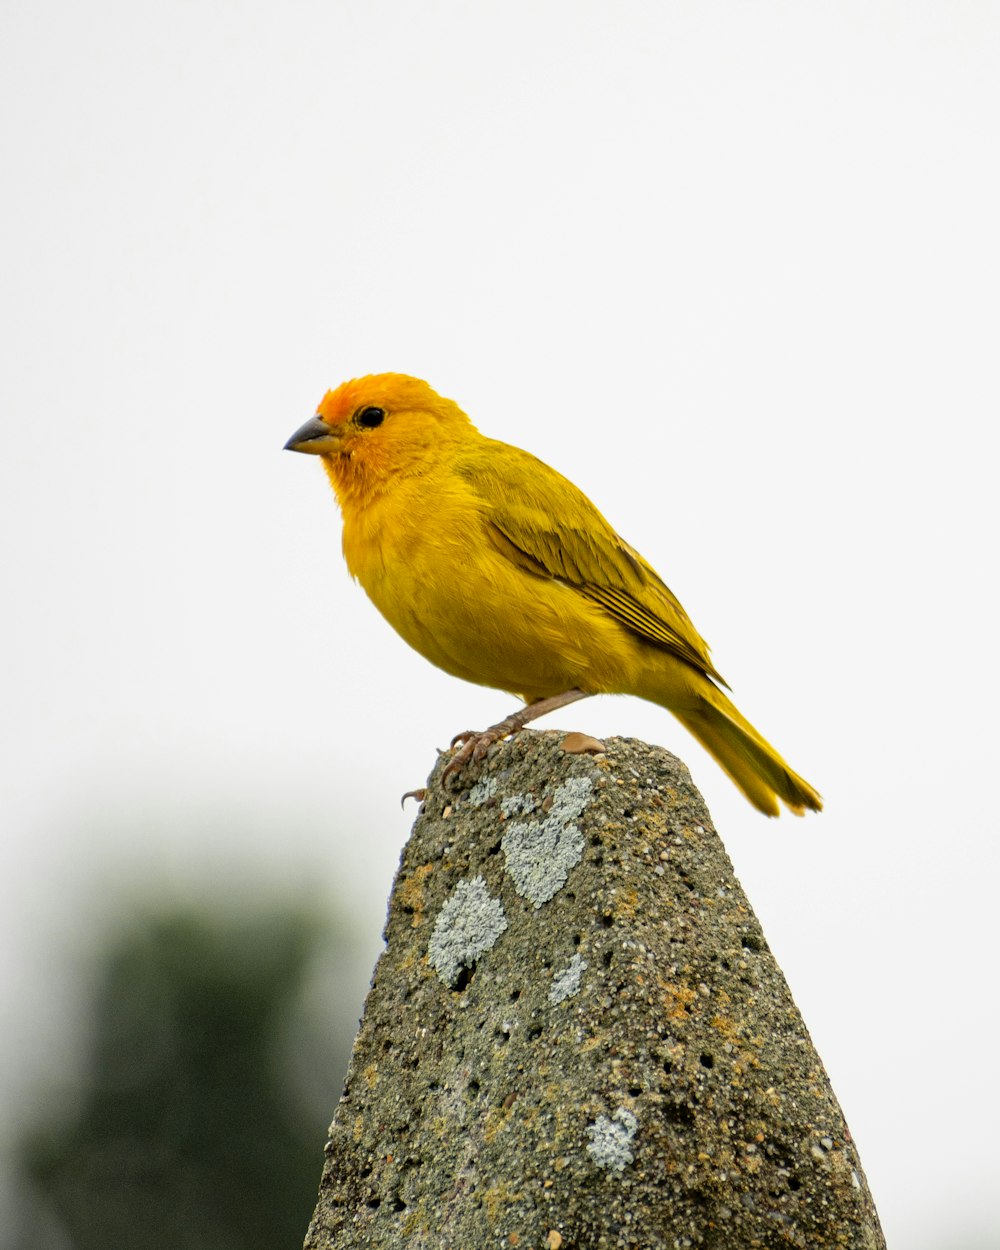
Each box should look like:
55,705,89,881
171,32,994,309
304,732,884,1250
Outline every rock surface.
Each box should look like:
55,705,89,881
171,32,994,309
304,732,884,1249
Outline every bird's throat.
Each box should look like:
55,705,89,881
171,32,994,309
321,447,389,514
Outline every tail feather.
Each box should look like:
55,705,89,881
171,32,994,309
674,689,822,818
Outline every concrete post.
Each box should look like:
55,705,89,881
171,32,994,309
305,731,884,1249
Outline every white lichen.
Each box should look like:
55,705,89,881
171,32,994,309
467,776,499,807
548,954,589,1004
502,776,592,907
586,1107,639,1173
428,876,508,986
500,792,538,818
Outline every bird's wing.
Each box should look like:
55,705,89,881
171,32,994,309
457,441,727,685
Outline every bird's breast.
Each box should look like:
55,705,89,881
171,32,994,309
337,482,641,701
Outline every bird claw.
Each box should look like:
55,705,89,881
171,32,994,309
440,691,592,789
441,738,477,789
400,788,426,809
441,728,504,788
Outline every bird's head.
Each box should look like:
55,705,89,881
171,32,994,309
285,374,472,499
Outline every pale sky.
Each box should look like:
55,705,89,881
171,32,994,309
2,2,998,1245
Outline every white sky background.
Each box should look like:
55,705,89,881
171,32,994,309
2,1,998,1244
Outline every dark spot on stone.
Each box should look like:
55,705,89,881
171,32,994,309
663,1099,696,1126
700,1053,714,1069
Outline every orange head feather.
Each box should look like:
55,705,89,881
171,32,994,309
286,373,474,506
314,374,466,430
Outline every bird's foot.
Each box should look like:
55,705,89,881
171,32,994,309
441,691,593,790
442,727,509,788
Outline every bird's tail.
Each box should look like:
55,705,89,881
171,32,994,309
672,685,822,817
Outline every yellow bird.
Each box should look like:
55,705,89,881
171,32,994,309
285,374,821,816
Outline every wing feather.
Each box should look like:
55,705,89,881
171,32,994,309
457,441,727,686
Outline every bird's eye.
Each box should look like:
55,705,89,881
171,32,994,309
356,405,386,429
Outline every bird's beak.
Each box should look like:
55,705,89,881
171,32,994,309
284,416,343,454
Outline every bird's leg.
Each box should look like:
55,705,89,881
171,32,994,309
443,689,592,786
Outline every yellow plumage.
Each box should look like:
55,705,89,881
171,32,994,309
285,373,821,817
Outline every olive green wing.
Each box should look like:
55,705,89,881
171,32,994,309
457,440,727,686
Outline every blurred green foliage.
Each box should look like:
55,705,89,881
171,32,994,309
13,903,360,1249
